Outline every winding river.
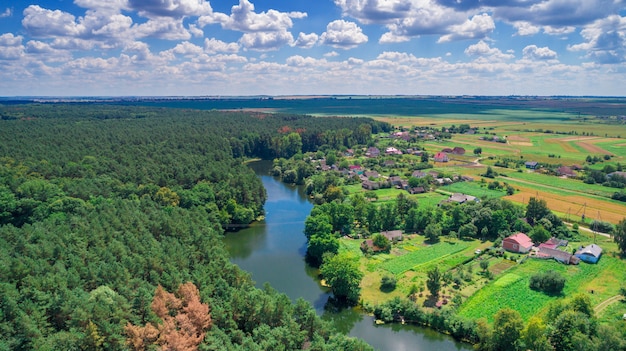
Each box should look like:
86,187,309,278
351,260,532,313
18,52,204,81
223,160,471,351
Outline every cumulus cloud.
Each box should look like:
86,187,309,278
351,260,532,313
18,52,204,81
320,20,368,49
239,31,294,51
523,45,558,60
22,5,83,38
494,0,624,27
568,15,626,64
0,8,12,18
438,13,495,42
333,0,412,24
134,18,191,40
0,33,24,60
204,38,240,54
324,51,340,57
203,0,305,32
128,0,213,18
465,40,515,61
293,32,319,49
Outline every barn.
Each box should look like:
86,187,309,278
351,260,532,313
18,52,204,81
502,233,534,253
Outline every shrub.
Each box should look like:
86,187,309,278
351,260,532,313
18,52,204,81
381,275,397,291
529,270,565,294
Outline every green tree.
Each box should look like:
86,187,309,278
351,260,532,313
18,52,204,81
549,311,594,351
372,234,391,252
306,232,339,267
320,253,363,305
426,266,442,298
424,222,442,242
473,147,482,155
529,224,550,244
492,308,524,351
614,218,626,255
522,317,551,351
479,259,489,273
526,197,550,226
304,214,332,240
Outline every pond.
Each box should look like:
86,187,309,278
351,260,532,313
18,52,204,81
223,160,471,351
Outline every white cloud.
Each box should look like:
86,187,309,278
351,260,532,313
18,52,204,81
465,40,515,61
324,51,340,57
379,32,411,43
0,8,12,18
204,38,240,54
134,18,191,40
333,0,412,24
293,32,319,49
512,21,540,36
128,0,213,18
286,55,327,67
239,31,294,51
320,20,368,49
523,45,558,60
124,41,153,61
0,33,24,60
22,5,83,38
206,0,305,33
438,13,495,43
569,15,626,63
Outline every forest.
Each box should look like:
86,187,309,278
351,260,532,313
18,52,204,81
0,103,387,350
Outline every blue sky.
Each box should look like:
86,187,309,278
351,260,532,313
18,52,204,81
1,0,626,96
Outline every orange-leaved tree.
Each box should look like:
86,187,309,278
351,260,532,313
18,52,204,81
125,282,211,351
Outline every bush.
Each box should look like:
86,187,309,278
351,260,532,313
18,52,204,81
529,270,565,294
380,275,397,291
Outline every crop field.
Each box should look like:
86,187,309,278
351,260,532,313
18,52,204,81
440,182,507,199
458,256,622,323
380,241,470,274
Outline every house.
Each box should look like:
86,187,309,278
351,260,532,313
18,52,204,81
365,147,380,158
412,170,428,178
575,244,603,263
409,186,426,194
349,165,362,171
381,230,403,242
525,161,539,169
388,176,403,186
452,147,466,155
362,180,380,190
503,233,534,253
433,152,449,162
363,171,380,179
556,166,576,177
607,171,626,179
360,239,385,252
461,175,474,182
447,193,478,204
344,149,354,157
385,147,402,155
536,247,580,265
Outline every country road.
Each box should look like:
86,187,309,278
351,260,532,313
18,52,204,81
594,295,623,314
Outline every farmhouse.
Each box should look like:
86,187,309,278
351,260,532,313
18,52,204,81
412,170,428,178
575,244,603,264
366,147,380,158
381,230,403,242
360,239,385,252
503,233,533,253
388,176,403,186
433,152,449,162
362,180,380,190
536,247,580,265
409,186,426,194
385,147,402,155
538,237,568,250
446,193,478,204
525,161,539,169
556,166,576,177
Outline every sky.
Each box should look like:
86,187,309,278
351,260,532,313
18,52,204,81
1,0,626,96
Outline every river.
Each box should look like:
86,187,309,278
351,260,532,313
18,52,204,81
223,160,471,351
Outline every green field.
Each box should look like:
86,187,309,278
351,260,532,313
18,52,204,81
380,241,470,274
458,256,622,323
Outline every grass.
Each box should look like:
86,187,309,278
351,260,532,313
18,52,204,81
380,241,470,275
458,255,625,323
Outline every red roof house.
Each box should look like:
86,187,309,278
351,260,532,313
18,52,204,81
503,233,533,253
433,152,449,162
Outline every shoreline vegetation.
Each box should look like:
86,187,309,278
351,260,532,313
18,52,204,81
1,97,626,350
